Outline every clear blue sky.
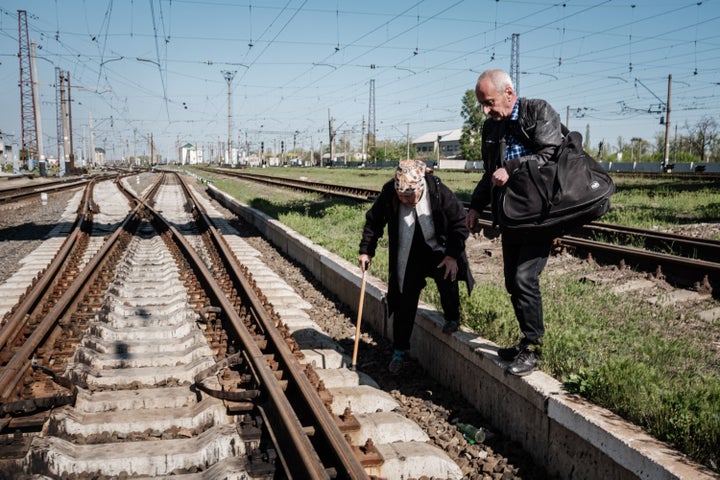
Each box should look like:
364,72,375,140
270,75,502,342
1,0,718,161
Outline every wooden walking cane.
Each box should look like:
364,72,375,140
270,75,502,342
350,268,367,371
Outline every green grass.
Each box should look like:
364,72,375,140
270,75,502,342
602,176,720,232
187,165,720,472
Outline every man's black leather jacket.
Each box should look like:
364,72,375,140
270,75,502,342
469,98,563,223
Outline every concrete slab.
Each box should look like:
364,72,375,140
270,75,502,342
67,354,216,388
73,341,213,369
28,423,244,477
327,385,398,415
549,394,719,480
300,348,349,370
73,386,198,413
314,367,379,389
350,411,429,444
49,396,229,436
275,311,317,330
698,306,720,322
647,289,712,306
610,279,656,294
369,441,463,480
291,326,345,352
81,329,207,354
89,318,198,341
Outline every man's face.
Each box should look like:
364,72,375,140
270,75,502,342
475,77,515,121
397,189,422,207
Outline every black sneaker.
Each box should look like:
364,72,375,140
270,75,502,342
507,348,538,376
497,344,522,361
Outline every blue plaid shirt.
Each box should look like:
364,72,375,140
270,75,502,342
505,99,529,163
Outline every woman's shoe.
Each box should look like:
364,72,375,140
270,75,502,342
388,351,404,374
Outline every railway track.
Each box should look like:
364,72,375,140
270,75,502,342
207,167,720,293
0,172,462,479
0,175,114,205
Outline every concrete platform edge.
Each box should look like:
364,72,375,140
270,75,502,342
206,184,716,480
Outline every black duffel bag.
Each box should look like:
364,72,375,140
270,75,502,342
499,130,615,238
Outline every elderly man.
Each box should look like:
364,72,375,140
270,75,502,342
359,160,474,374
466,69,564,376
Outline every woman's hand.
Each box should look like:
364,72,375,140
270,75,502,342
437,256,458,281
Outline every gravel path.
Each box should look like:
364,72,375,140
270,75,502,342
0,190,79,285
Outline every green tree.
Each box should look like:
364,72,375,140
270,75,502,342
459,89,485,161
375,139,415,163
685,115,719,162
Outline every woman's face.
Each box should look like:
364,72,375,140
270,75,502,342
397,189,423,207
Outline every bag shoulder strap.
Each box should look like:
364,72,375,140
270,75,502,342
526,159,550,210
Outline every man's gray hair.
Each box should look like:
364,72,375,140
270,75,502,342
478,69,514,93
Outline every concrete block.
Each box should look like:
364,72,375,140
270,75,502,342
370,441,463,480
300,348,349,369
351,411,429,444
328,385,398,415
548,394,719,480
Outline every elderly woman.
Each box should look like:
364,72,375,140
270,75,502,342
358,160,474,373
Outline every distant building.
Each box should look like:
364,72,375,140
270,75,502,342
412,128,462,161
179,143,202,165
94,147,106,166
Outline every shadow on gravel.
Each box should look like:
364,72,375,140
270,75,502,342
0,220,76,241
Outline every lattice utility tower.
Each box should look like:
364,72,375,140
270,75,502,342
367,79,376,164
18,10,38,162
510,33,520,95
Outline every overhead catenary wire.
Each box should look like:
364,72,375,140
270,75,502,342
1,0,718,156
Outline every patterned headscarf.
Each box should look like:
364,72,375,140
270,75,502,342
394,160,427,194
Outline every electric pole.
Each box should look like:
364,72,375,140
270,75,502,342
59,71,70,174
406,123,410,160
30,40,45,175
510,33,520,95
361,115,366,163
328,109,335,165
663,74,672,171
368,79,376,164
66,71,75,172
222,70,236,164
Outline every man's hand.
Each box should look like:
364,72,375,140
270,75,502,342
437,256,458,281
466,208,482,234
491,167,509,187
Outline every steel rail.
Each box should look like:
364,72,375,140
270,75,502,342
141,190,349,480
211,169,720,289
0,175,160,405
177,173,371,479
208,168,378,201
0,174,117,204
0,203,141,403
0,182,91,353
559,235,719,290
577,222,720,263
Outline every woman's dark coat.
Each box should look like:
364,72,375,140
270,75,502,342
359,174,475,315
